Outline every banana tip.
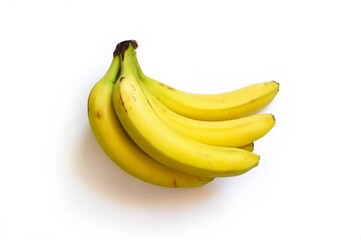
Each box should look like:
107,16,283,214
271,114,276,122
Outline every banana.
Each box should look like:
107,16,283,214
141,82,275,147
133,53,279,121
112,41,260,178
87,52,213,188
239,142,254,152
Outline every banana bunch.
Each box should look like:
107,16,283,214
88,40,279,188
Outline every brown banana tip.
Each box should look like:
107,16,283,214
275,81,280,89
271,114,276,122
270,80,280,92
113,40,138,59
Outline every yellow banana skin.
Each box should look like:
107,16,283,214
134,55,279,121
112,42,260,178
240,142,254,152
87,54,213,188
142,84,276,147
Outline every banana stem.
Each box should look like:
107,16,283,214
113,40,138,60
113,40,140,79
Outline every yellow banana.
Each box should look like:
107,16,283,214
141,82,275,147
112,41,260,178
87,53,213,188
240,142,254,152
133,53,279,121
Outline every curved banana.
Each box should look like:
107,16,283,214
112,41,260,178
133,53,279,121
87,53,213,188
141,83,275,147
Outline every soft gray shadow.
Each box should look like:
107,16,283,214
73,127,220,208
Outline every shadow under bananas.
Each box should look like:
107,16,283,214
74,128,219,208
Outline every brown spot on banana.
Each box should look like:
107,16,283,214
119,95,127,113
159,82,175,91
96,110,102,119
115,77,125,83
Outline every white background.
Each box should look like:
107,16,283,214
1,0,360,239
